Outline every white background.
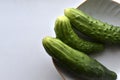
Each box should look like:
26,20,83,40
0,0,84,80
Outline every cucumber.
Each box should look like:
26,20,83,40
54,16,104,54
42,36,117,80
64,8,120,44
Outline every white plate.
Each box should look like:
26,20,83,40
53,0,120,80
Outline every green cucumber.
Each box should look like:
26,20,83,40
64,8,120,44
42,36,117,80
54,16,104,54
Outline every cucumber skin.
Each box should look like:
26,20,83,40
64,8,120,44
42,36,117,80
54,16,104,54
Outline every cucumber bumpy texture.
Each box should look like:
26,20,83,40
42,36,117,80
54,16,104,54
64,8,120,44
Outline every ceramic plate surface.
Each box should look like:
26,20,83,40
53,0,120,80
